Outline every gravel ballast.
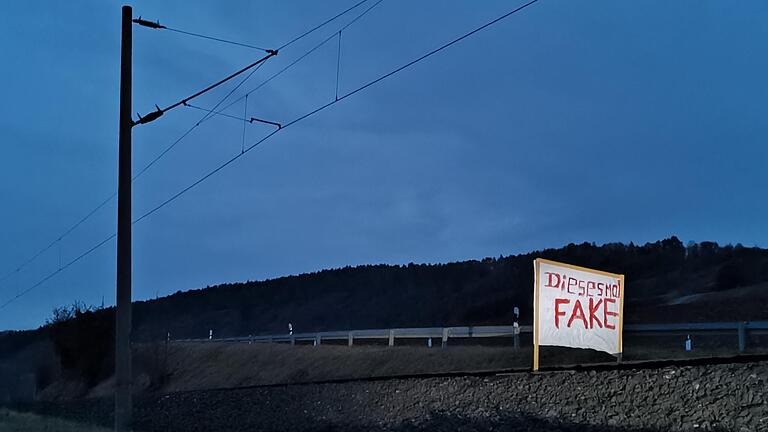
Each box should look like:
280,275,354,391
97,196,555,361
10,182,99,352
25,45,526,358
12,360,768,431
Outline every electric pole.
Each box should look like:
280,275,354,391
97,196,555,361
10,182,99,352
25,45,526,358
116,5,133,431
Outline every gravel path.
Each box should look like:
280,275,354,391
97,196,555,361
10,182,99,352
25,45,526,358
12,360,768,431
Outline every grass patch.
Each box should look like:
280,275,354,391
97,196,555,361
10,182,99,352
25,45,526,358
0,408,109,432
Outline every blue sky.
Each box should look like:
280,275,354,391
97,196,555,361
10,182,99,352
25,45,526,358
0,0,766,330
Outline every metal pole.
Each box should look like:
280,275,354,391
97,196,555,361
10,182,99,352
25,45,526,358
115,5,133,431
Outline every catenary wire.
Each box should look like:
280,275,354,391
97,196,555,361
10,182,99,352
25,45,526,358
146,0,383,168
0,0,537,308
135,1,382,175
0,2,379,288
242,95,249,153
185,102,251,123
336,31,342,100
0,58,271,293
135,0,542,233
0,193,116,287
211,0,385,117
185,102,281,128
136,51,275,125
0,234,117,309
278,0,368,50
134,59,270,181
138,0,369,54
164,26,270,52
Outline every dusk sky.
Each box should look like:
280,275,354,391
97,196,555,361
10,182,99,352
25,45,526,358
1,0,766,330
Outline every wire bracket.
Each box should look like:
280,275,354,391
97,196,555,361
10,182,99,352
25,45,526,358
250,117,282,129
132,17,166,29
133,105,164,127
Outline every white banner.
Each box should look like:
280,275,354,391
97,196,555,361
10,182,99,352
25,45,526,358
534,258,625,356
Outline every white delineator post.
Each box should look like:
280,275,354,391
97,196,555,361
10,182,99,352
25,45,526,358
513,305,520,351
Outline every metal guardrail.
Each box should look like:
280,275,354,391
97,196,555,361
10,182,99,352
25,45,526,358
175,325,532,348
625,321,768,332
173,320,768,352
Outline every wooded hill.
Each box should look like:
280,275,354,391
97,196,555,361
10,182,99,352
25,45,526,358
130,236,768,339
2,236,768,394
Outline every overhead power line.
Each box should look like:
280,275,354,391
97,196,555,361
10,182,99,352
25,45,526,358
133,1,385,124
133,18,270,52
133,50,277,126
0,194,115,287
0,55,271,294
0,0,539,310
164,26,270,52
0,234,117,309
136,0,542,233
0,2,374,289
135,1,382,170
278,0,369,50
242,94,249,153
336,31,343,100
134,59,271,180
213,0,385,117
184,102,282,129
133,0,372,53
184,103,250,122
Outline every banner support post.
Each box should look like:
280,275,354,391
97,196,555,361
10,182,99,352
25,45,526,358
532,259,540,371
532,258,624,372
617,274,625,364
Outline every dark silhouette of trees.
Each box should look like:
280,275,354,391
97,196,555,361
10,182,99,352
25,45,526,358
121,236,768,340
2,237,767,386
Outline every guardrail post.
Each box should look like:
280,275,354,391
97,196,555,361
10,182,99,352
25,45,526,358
290,336,295,346
388,329,395,347
315,335,321,346
441,328,449,348
348,332,354,347
249,334,253,344
738,322,747,353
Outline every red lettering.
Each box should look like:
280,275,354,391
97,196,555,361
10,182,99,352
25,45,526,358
567,277,577,294
604,298,618,329
545,272,561,290
567,299,588,329
586,281,596,297
588,298,603,329
554,298,569,329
